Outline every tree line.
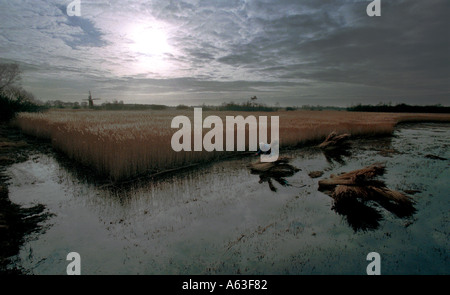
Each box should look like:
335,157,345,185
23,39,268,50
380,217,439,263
347,103,449,113
1,63,448,122
0,63,44,122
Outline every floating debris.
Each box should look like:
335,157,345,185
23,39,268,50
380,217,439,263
308,171,324,178
318,132,352,164
318,164,416,231
403,189,421,195
248,157,300,192
425,154,446,161
318,164,386,191
318,131,351,150
377,148,401,157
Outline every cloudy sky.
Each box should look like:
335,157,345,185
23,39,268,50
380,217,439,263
0,0,448,106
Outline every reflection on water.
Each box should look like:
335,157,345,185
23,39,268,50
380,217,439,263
330,186,417,232
317,162,417,232
332,198,384,231
3,123,450,274
251,163,301,192
322,148,352,165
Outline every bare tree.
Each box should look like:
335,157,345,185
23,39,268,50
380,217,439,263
0,63,22,92
0,63,42,121
8,86,37,103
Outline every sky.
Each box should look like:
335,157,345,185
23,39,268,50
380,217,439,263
0,0,449,107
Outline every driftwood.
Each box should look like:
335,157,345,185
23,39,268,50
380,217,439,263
318,131,351,150
318,164,416,230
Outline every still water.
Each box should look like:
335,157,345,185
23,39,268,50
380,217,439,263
4,123,449,274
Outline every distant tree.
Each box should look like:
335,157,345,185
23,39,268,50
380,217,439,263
0,63,43,121
176,104,190,110
347,103,450,113
0,63,21,92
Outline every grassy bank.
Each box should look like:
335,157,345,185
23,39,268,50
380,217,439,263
13,109,450,181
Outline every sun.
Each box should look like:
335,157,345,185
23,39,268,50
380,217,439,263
129,25,171,56
127,23,174,74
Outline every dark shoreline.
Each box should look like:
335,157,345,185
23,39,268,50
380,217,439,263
0,123,53,274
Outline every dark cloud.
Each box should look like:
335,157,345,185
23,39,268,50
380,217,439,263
282,0,450,93
63,17,108,48
0,0,448,105
203,0,449,99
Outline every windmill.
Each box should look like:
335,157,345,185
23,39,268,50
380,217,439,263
250,95,258,107
82,90,101,108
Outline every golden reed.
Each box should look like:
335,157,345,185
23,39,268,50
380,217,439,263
13,109,450,181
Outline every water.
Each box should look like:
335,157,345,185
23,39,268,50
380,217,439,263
4,123,449,274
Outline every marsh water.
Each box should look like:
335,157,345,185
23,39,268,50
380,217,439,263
4,123,449,274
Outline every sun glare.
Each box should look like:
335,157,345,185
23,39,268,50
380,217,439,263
127,23,174,74
130,25,171,56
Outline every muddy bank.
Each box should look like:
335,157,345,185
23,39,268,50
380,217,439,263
0,123,52,274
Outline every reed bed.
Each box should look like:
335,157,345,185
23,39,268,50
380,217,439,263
13,109,450,181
